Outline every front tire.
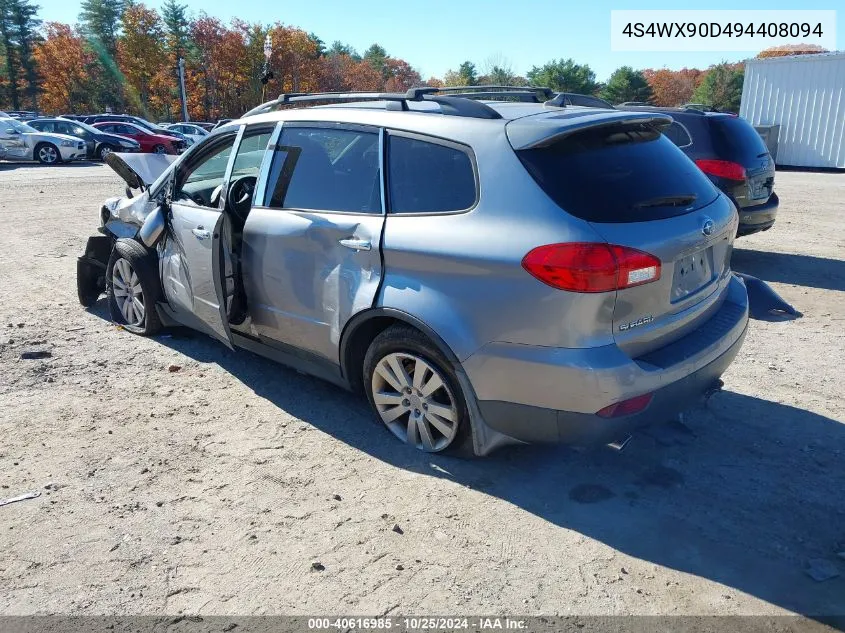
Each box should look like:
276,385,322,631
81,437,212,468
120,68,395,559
106,239,162,336
35,142,60,165
363,325,473,456
97,144,115,160
153,144,167,154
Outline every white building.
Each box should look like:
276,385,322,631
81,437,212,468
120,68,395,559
741,52,845,169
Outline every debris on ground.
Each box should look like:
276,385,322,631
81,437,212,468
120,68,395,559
311,562,325,571
20,350,51,360
392,524,404,535
168,365,181,373
0,491,41,507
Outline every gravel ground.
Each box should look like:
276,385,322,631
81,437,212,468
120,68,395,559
0,162,843,619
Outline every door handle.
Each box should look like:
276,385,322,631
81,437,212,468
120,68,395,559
339,238,371,251
192,227,211,240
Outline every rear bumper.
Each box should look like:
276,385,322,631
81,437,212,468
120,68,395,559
465,275,749,446
737,192,778,236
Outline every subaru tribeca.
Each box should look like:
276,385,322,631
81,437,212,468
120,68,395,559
76,88,749,456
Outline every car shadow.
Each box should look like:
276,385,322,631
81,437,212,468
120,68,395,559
732,248,845,292
83,299,845,623
0,160,100,168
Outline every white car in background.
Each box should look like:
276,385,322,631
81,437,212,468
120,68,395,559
0,117,87,164
163,123,209,145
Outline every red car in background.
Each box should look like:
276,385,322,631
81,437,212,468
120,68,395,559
91,121,181,154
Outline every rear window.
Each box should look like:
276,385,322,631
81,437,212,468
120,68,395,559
516,123,719,223
708,115,770,164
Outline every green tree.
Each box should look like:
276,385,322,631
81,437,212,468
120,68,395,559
161,0,189,57
327,40,359,60
308,32,325,58
78,0,127,111
600,66,653,104
363,43,387,76
457,60,476,85
9,0,40,109
79,0,126,56
0,0,20,109
692,62,744,112
526,58,598,94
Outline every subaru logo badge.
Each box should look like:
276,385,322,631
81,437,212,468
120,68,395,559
702,218,715,236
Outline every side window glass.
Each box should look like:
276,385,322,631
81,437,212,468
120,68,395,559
665,122,692,147
174,136,237,205
264,127,381,214
231,129,273,177
387,135,476,213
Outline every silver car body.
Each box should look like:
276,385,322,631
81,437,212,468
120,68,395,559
0,117,87,163
96,99,749,455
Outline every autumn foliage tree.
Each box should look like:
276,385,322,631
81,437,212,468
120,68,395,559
642,68,704,106
33,22,94,112
757,44,827,58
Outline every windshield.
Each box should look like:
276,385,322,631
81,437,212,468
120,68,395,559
4,119,38,133
62,119,101,135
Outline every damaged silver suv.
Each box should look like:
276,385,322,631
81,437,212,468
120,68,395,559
77,88,749,456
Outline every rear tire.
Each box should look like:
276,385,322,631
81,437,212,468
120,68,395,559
35,142,60,165
153,144,166,154
363,325,473,457
106,238,162,336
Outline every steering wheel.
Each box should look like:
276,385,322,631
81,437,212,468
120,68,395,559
227,176,257,224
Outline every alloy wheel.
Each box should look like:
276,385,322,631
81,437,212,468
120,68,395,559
371,352,459,452
111,257,145,327
38,145,58,164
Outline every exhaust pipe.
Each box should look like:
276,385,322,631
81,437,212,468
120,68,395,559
704,378,724,401
606,435,632,452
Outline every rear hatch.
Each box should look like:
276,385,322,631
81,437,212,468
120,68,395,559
510,113,737,357
708,114,775,208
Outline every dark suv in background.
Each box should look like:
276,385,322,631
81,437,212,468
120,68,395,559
618,106,778,236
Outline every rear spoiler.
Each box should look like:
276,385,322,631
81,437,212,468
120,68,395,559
506,111,673,150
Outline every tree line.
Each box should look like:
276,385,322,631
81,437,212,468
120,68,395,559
0,1,827,120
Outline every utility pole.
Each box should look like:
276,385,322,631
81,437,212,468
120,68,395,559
177,57,189,122
261,33,274,102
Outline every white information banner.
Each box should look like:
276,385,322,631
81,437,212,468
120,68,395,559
610,10,837,52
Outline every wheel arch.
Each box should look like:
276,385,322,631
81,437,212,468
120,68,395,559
339,308,461,393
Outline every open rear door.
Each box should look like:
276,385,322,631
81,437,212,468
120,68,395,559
168,200,234,349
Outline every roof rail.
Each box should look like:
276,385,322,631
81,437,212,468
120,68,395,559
436,85,555,99
242,87,502,120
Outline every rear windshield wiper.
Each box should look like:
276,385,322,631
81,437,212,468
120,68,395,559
633,194,697,209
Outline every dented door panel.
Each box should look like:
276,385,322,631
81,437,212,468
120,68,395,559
241,207,384,361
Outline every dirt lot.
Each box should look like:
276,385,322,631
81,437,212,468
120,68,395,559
1,162,844,619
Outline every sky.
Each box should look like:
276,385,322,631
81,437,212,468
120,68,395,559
37,0,842,81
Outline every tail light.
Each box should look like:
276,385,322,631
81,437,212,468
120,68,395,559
695,159,746,181
596,393,653,418
521,243,661,293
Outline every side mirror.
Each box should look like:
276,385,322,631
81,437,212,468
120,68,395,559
5,128,18,135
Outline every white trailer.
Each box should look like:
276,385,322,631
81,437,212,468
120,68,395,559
741,52,845,169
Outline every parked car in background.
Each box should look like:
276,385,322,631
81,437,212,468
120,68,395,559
211,118,233,130
76,89,749,457
29,118,140,160
619,105,778,236
91,121,181,154
0,117,86,164
83,114,190,151
163,122,208,144
192,122,217,131
60,114,91,122
6,110,39,121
